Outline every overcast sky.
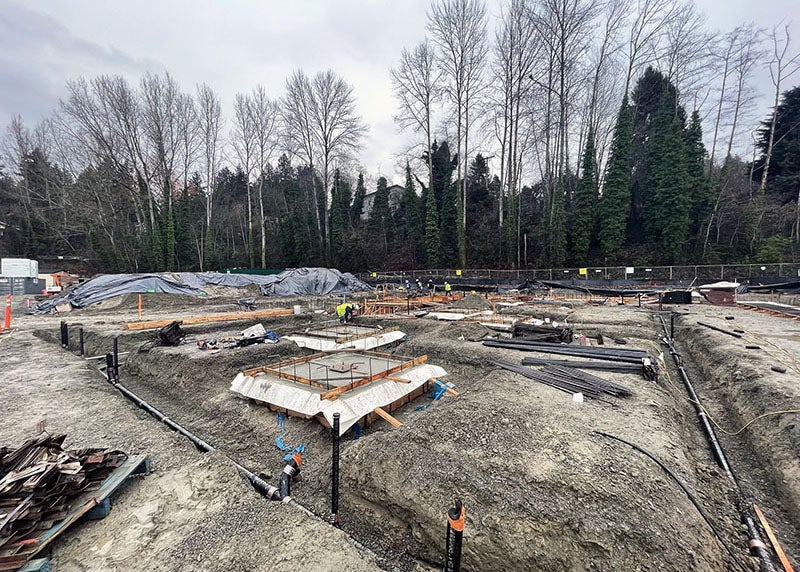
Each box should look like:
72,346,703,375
1,0,798,185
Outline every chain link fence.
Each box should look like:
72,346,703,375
357,263,800,283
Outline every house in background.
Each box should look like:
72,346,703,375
360,185,406,220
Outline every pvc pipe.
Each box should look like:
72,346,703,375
79,327,85,356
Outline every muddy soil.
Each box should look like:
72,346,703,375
3,295,798,571
0,322,379,572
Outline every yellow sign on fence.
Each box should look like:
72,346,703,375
579,268,587,276
456,269,462,276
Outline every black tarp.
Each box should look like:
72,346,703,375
30,268,373,314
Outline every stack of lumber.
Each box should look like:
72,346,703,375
0,435,127,568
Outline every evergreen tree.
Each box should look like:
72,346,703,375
433,142,458,266
425,175,440,267
329,169,352,266
754,86,800,204
351,173,367,224
368,176,392,264
571,128,597,264
685,111,710,246
465,154,499,266
395,161,422,266
599,95,634,263
645,91,691,263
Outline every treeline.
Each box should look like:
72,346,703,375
1,0,799,272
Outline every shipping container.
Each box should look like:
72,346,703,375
1,258,38,278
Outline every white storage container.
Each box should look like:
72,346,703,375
1,258,38,278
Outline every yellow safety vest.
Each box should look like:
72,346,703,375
445,283,451,292
336,303,351,317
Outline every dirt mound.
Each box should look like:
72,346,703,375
341,368,740,571
449,293,494,310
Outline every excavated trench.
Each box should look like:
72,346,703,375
35,301,794,571
677,312,800,561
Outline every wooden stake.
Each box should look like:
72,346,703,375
753,504,795,572
373,407,403,428
138,294,142,320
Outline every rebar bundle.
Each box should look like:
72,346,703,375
493,360,634,399
484,339,651,365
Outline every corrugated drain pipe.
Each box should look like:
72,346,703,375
659,313,775,572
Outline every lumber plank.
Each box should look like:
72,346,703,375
753,504,795,572
123,308,293,330
373,407,403,428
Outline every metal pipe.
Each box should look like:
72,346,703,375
670,312,675,340
79,327,85,356
659,315,775,572
331,412,340,527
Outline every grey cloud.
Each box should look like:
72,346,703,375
0,1,162,127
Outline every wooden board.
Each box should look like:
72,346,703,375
373,407,403,428
0,455,149,571
122,308,293,330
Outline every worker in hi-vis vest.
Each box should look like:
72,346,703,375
444,281,452,296
336,302,357,323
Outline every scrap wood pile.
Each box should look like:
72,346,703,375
198,323,279,351
494,360,634,400
483,338,658,380
0,435,127,565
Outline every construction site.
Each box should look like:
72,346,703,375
0,267,798,572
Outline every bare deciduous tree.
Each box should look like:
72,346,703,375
283,69,367,253
232,92,258,267
196,83,223,268
428,0,488,266
391,40,441,195
250,85,281,268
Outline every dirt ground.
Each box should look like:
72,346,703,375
1,290,798,571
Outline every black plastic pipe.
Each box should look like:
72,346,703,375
660,314,775,572
331,412,340,527
79,327,85,357
99,370,287,501
444,499,465,572
113,336,119,381
280,454,302,499
105,353,114,382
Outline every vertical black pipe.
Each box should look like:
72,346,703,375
113,336,120,381
105,353,114,382
658,293,663,312
79,327,85,356
60,321,66,348
331,412,340,527
670,313,675,340
64,323,69,351
444,499,465,572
